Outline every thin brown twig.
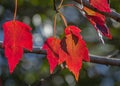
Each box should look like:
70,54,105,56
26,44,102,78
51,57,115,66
58,0,64,10
106,50,119,58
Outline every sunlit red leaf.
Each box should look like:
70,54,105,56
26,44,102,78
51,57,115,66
65,25,81,38
59,26,90,80
90,0,111,12
84,7,112,39
3,20,32,73
42,37,60,73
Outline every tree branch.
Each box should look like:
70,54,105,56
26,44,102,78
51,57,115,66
0,41,120,66
90,54,120,66
73,0,120,22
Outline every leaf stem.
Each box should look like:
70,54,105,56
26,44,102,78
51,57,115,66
58,0,64,10
53,14,57,37
13,0,18,21
59,12,68,27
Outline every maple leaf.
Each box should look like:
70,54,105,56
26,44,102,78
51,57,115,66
90,0,111,12
3,20,32,73
59,26,90,80
42,37,60,73
84,7,112,39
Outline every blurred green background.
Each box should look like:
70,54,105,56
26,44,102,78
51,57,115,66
0,0,120,86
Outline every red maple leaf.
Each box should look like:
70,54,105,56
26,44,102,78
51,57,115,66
90,0,111,12
84,7,112,39
42,37,60,73
59,26,90,80
3,20,32,73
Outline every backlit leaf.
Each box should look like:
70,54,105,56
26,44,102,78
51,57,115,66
3,20,32,73
84,7,112,39
59,26,90,80
42,37,60,73
90,0,111,12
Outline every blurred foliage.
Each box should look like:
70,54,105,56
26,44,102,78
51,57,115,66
0,0,120,86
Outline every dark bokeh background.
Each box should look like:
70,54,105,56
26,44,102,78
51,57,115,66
0,0,120,86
